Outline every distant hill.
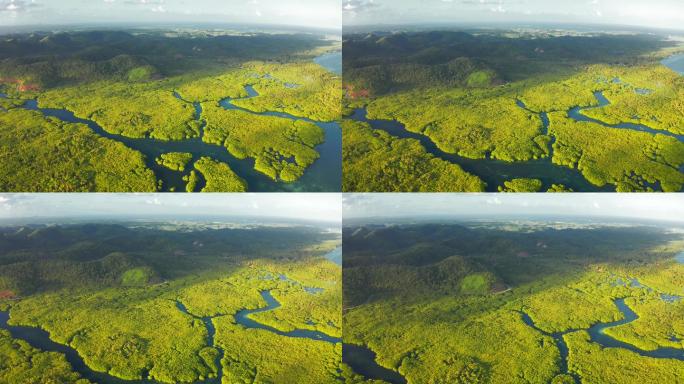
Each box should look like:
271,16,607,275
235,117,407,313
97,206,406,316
343,30,672,96
342,223,678,306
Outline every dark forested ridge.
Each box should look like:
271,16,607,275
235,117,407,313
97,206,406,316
343,30,674,95
343,221,679,306
0,222,336,296
0,30,329,89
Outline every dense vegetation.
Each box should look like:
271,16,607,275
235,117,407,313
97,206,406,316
0,108,157,191
0,29,341,191
193,157,247,192
343,220,684,383
156,152,193,172
0,330,90,383
342,120,485,191
202,104,324,183
342,29,684,192
0,221,342,383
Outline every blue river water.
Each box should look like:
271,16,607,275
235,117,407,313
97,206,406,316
568,91,684,142
234,290,341,344
350,107,610,192
662,53,684,75
343,343,407,384
521,279,684,384
325,246,342,266
314,51,342,75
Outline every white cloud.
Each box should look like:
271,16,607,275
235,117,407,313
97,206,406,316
487,197,503,205
343,194,684,223
146,197,163,205
0,194,342,224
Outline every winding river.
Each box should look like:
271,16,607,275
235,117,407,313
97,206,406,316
349,107,608,192
0,287,340,383
521,296,684,384
0,310,155,384
350,56,684,192
567,91,684,142
234,290,341,344
343,344,407,384
0,53,341,192
346,251,684,384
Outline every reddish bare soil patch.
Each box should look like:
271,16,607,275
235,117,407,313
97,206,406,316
0,290,16,299
344,85,370,99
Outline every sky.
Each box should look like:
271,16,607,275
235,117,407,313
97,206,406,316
0,0,340,30
343,193,684,223
343,0,684,30
0,193,342,223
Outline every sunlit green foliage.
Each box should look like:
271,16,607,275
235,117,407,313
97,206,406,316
38,81,198,140
231,62,342,121
342,120,485,192
366,88,547,161
0,109,157,191
0,223,341,383
202,105,323,182
183,170,199,192
249,260,342,338
566,331,684,383
11,293,212,382
466,71,495,88
127,66,156,82
548,111,684,191
344,221,684,383
193,157,247,192
216,317,341,384
603,296,683,351
156,152,193,172
0,330,90,384
175,71,250,102
121,267,159,287
0,98,23,110
580,65,684,135
0,29,339,190
547,184,573,192
342,29,684,192
499,178,543,192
